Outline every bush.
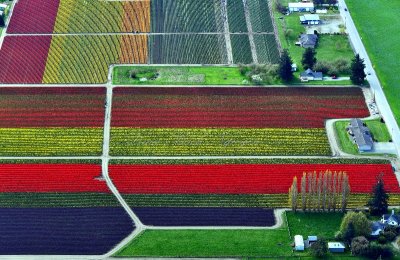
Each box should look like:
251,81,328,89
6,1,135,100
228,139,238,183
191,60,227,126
314,59,350,76
367,242,393,259
335,231,343,240
377,235,387,244
383,230,396,242
310,238,328,258
351,236,369,256
340,212,371,238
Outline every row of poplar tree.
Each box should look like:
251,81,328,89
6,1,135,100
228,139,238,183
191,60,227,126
288,170,351,212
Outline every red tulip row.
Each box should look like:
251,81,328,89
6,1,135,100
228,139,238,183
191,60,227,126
109,163,399,194
0,88,106,127
112,87,370,128
0,164,110,193
0,36,51,84
7,0,60,34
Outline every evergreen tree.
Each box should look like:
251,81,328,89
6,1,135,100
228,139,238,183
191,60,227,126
350,54,366,85
0,15,4,27
367,174,389,216
278,49,293,82
302,48,317,70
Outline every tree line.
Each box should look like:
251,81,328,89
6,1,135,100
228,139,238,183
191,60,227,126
288,170,350,212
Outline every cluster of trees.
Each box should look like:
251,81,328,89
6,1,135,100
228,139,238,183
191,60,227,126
335,176,394,259
288,170,350,212
314,0,338,6
278,49,367,85
338,212,395,259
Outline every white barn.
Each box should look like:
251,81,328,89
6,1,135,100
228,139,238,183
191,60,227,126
288,2,314,13
300,14,321,25
294,235,304,251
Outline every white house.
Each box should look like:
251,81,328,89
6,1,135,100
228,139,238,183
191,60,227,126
300,68,323,81
294,235,304,251
288,2,314,13
0,3,7,11
300,14,320,25
371,221,385,237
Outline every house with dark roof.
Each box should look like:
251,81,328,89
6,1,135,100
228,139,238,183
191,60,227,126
300,68,323,81
371,221,385,236
346,119,373,152
300,34,318,48
381,209,400,226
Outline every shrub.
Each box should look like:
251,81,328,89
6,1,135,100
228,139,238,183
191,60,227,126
367,242,393,259
377,235,387,244
310,238,328,258
383,230,396,242
351,236,369,256
340,212,371,238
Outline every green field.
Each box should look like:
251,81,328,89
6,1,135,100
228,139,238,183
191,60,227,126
116,228,292,257
335,119,391,155
286,212,344,240
113,66,248,85
346,0,400,126
110,128,331,156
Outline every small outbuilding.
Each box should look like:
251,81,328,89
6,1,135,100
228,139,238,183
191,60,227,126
300,68,323,81
299,34,318,48
328,242,345,253
300,14,320,25
288,2,314,13
0,3,7,11
294,235,305,251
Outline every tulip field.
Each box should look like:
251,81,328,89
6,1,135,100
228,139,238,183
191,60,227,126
1,0,400,257
110,87,368,156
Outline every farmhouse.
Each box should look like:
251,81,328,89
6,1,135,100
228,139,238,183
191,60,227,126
346,118,373,152
300,68,323,81
299,34,318,48
328,242,345,253
288,2,314,13
381,209,400,226
300,14,320,25
371,221,385,236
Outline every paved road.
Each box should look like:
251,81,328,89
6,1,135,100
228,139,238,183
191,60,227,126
338,0,400,157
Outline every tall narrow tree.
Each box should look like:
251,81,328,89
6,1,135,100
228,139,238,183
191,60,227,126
278,49,294,82
341,173,350,212
289,176,298,212
332,171,337,212
301,173,307,211
350,54,366,85
302,48,317,70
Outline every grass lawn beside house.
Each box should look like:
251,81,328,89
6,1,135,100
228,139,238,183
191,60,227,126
273,8,353,73
335,119,392,155
286,211,344,240
346,0,400,126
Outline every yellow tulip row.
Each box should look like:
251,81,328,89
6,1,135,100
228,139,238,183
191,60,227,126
110,127,331,156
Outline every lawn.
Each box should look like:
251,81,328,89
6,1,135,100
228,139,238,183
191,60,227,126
286,211,344,240
115,228,292,257
273,9,353,73
346,0,400,126
112,66,249,85
335,120,359,155
335,119,392,155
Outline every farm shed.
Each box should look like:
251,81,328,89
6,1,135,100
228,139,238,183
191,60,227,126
328,242,345,253
288,2,314,13
300,14,320,25
294,235,304,251
346,118,373,152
